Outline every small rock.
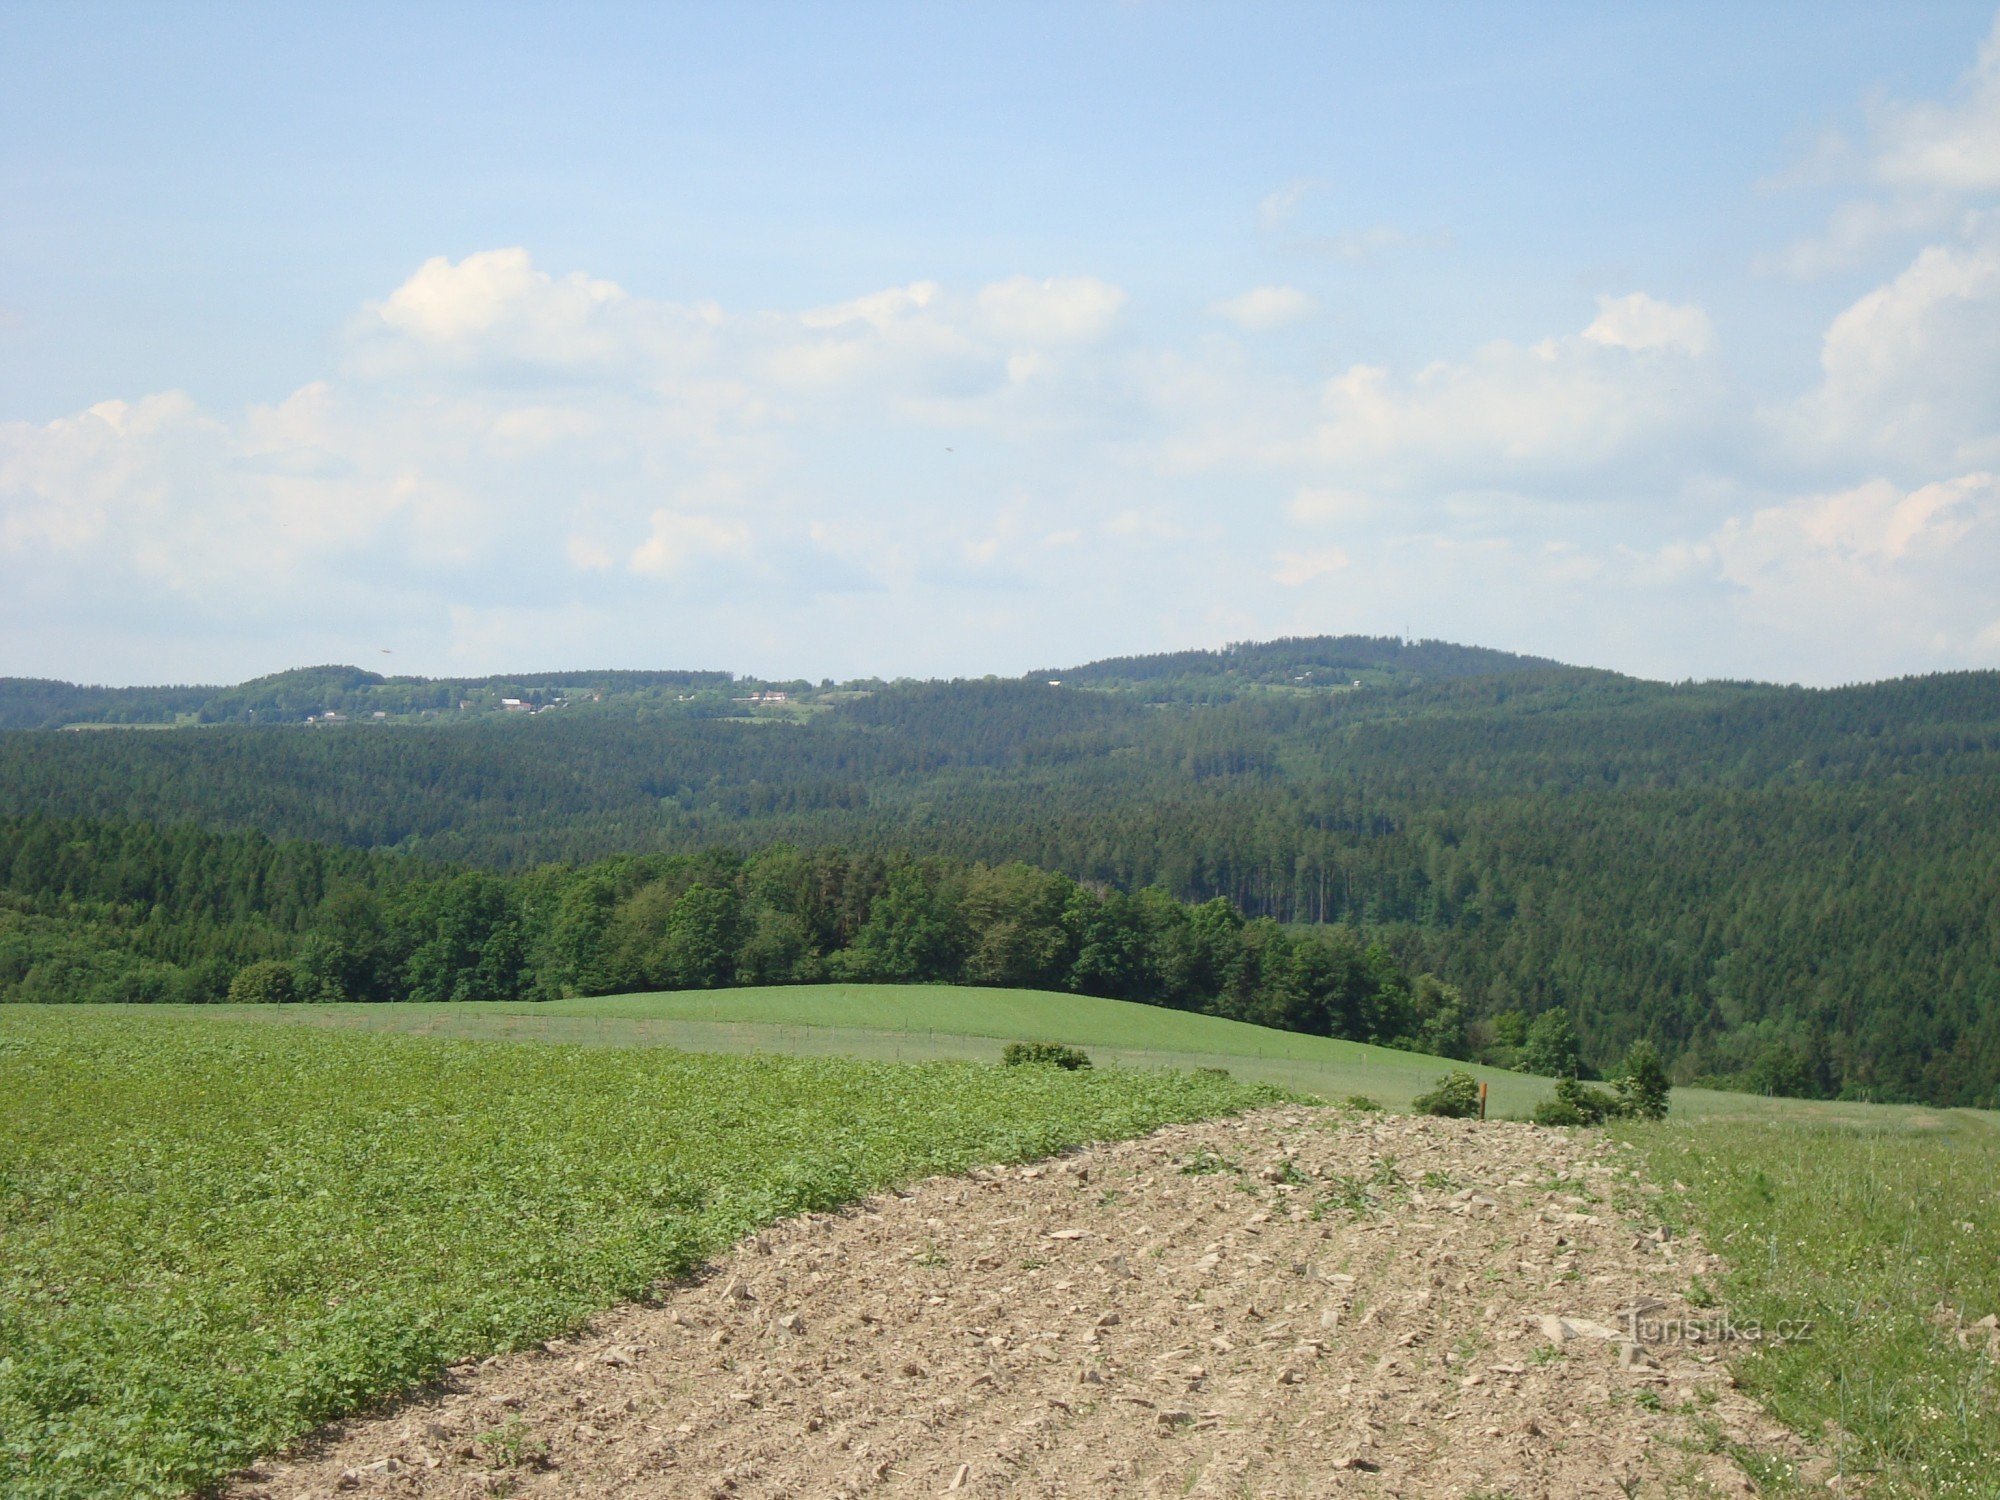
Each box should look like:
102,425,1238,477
1095,1312,1121,1328
1618,1342,1656,1371
945,1461,971,1491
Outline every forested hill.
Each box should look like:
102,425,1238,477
0,634,1562,728
2,638,1997,1105
1039,634,1580,692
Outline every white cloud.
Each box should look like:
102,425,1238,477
1767,194,1959,278
1212,285,1317,331
1272,547,1349,586
1292,307,1718,491
628,509,753,576
1872,16,2000,194
1775,19,2000,275
1288,486,1377,524
7,243,2000,687
974,275,1126,343
1789,217,2000,467
1582,293,1715,356
1256,179,1321,232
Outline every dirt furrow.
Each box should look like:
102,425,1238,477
230,1107,1821,1498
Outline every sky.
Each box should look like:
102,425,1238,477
4,3,2000,687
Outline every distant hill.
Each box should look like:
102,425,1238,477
0,634,1576,729
1043,634,1584,691
0,665,741,730
2,639,1997,1105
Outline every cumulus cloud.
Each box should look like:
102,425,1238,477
1776,17,2000,274
1789,216,2000,468
1288,302,1720,491
1872,16,2000,194
974,275,1127,344
1582,293,1715,356
628,509,753,576
1212,285,1317,331
4,238,1999,686
1272,547,1349,586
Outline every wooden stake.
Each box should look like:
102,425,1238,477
1478,1081,1489,1120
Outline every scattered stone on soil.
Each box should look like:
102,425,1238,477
227,1107,1825,1498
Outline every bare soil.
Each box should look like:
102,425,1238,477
229,1107,1822,1498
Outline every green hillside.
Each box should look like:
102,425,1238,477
203,983,1544,1115
2,636,1997,1105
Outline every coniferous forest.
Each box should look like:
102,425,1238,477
4,635,1997,1106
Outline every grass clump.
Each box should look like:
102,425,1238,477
1627,1113,2000,1497
1001,1040,1092,1070
0,1010,1277,1498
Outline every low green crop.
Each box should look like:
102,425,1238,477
0,1010,1278,1498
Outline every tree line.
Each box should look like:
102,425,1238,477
0,815,1495,1064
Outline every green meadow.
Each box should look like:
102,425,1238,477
193,982,1555,1114
1629,1110,2000,1498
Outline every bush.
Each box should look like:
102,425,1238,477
1342,1094,1384,1112
1411,1069,1481,1118
1532,1075,1621,1127
226,959,299,1006
1614,1040,1672,1121
1001,1041,1092,1071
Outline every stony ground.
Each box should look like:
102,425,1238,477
229,1107,1823,1498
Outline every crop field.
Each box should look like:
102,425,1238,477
0,1008,1279,1499
187,985,1976,1130
1628,1110,2000,1496
184,983,1559,1115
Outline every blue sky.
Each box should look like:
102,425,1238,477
4,2,2000,685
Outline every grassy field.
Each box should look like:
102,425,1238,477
186,983,1566,1115
1626,1110,2000,1498
0,1008,1280,1499
188,984,1975,1128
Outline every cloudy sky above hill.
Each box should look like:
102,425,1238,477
4,2,2000,686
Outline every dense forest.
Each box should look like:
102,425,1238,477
0,815,1477,1065
4,636,1997,1105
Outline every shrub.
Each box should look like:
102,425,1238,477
1342,1094,1384,1112
1532,1074,1621,1126
1001,1041,1092,1070
1411,1069,1481,1118
226,959,299,1006
1614,1040,1672,1121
